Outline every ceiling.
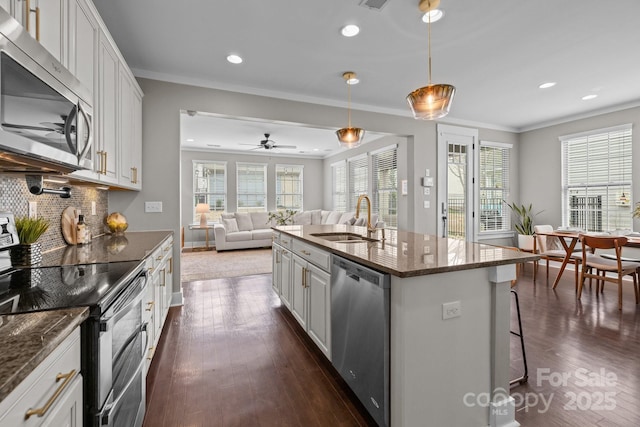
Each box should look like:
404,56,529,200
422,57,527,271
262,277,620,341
93,0,640,156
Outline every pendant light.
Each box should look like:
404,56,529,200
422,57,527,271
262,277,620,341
336,72,365,148
406,0,455,120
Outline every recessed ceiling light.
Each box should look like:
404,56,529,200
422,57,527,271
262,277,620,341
226,54,243,64
313,148,319,151
422,9,443,23
582,94,598,100
539,82,556,89
186,138,195,142
341,24,360,37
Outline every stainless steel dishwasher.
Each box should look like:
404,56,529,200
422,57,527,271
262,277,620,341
331,254,390,427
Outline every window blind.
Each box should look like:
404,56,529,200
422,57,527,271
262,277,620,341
348,155,368,211
332,161,347,211
276,165,303,211
193,161,226,222
561,125,632,232
372,146,398,228
237,162,267,212
479,142,511,233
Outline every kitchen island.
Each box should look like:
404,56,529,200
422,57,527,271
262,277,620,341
273,224,538,427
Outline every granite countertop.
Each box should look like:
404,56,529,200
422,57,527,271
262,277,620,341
274,224,539,277
0,307,88,402
40,230,173,266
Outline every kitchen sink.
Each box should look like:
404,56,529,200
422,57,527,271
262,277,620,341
310,232,378,243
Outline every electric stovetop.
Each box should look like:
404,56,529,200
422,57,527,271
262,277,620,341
0,261,142,316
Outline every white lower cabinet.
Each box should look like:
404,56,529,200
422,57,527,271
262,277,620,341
273,236,331,360
0,328,82,427
144,234,174,373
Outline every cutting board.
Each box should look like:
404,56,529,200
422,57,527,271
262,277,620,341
61,207,78,245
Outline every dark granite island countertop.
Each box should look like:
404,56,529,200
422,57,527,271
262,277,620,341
40,230,173,266
0,307,88,402
273,224,538,277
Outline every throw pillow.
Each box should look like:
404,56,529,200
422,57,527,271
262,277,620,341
326,211,343,224
310,209,322,225
235,212,253,231
221,212,235,220
222,218,239,233
354,217,366,226
293,211,312,225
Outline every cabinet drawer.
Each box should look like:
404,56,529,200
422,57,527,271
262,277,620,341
272,231,281,245
0,329,81,427
279,234,293,250
292,239,330,272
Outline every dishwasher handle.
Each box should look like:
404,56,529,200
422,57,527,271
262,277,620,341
332,255,390,288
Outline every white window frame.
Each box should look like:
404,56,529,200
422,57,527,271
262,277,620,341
332,160,347,212
477,141,512,236
347,154,369,211
275,164,304,211
371,145,398,229
236,162,268,212
193,160,226,223
560,124,633,232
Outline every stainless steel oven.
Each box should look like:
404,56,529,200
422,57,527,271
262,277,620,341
83,268,149,427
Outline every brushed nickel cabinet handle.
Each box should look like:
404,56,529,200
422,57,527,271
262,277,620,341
25,369,77,419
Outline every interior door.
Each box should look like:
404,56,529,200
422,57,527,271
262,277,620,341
437,124,478,241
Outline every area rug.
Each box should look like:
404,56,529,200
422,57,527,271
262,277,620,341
180,247,272,282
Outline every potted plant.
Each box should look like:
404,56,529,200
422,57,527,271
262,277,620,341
267,209,297,226
10,216,50,266
505,201,541,251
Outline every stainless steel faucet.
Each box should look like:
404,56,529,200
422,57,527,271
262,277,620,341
355,194,385,240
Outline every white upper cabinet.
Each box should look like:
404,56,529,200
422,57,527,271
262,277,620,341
96,31,118,182
0,0,24,24
118,67,142,189
67,0,96,98
25,0,66,63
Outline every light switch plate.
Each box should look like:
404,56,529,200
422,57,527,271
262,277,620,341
91,201,96,216
424,201,430,209
145,201,163,213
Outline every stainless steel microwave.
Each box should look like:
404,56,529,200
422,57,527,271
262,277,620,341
0,7,92,173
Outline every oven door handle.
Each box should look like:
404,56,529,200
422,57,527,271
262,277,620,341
100,322,149,426
101,274,148,330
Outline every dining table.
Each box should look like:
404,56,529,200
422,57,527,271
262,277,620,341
534,229,640,289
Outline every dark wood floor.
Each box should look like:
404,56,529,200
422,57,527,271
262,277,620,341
144,265,640,427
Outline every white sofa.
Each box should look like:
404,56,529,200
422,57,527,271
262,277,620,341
213,209,381,251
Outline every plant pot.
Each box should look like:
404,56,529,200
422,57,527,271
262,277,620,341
10,243,43,267
517,234,535,251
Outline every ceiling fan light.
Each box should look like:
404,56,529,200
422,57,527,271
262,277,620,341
336,127,365,148
407,84,456,120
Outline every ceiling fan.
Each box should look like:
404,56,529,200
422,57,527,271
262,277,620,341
243,133,297,150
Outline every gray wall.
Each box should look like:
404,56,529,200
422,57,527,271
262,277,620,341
519,106,640,230
180,149,324,231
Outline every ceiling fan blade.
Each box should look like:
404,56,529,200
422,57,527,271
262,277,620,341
240,143,260,146
274,145,297,149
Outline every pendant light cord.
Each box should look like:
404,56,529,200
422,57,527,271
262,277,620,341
427,8,432,85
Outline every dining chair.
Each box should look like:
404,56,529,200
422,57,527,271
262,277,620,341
533,225,581,291
578,235,640,310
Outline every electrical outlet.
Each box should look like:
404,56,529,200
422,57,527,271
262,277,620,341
425,169,430,177
145,201,163,213
424,201,430,209
424,187,430,195
442,301,461,320
28,201,37,219
91,201,96,216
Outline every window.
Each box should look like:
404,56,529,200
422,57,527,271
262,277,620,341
479,141,511,233
276,165,303,211
332,161,347,212
237,162,267,212
193,161,226,222
372,146,398,228
347,155,368,211
561,124,632,232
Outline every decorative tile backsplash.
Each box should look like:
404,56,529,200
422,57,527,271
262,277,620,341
0,175,108,253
